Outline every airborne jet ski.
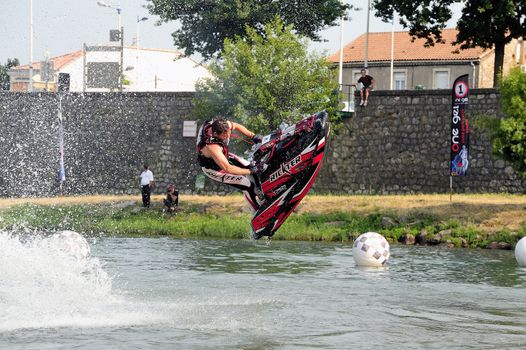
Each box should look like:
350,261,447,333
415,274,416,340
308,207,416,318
248,111,330,239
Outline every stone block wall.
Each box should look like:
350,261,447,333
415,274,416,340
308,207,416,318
313,89,526,194
0,92,200,197
0,89,524,197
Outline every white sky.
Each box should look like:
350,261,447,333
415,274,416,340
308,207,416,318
0,0,462,64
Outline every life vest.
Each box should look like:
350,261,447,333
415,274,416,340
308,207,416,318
196,120,229,170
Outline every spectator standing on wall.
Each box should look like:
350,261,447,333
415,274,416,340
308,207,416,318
139,164,154,208
357,68,374,107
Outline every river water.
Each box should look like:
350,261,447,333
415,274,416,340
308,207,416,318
1,232,525,349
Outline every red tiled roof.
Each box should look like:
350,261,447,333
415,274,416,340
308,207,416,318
14,47,185,71
328,28,488,63
15,50,83,70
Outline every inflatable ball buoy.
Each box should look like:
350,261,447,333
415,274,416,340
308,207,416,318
515,236,526,267
352,232,390,267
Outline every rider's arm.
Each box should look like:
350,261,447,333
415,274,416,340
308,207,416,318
206,144,252,175
230,121,255,139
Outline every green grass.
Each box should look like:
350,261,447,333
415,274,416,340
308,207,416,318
1,201,524,249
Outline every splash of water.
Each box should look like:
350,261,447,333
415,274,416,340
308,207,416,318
0,229,115,331
0,230,283,334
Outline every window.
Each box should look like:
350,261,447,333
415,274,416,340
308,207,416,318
434,69,450,89
393,71,406,90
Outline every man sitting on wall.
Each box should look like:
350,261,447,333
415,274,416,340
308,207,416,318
357,68,374,107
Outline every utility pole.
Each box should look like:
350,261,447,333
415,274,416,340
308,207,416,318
390,14,395,90
29,0,33,92
120,26,124,92
338,16,344,89
364,0,371,69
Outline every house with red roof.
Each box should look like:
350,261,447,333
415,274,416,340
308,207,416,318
8,46,211,92
329,28,525,91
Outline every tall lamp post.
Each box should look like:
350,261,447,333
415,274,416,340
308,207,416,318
390,13,395,90
97,0,123,91
97,0,121,30
338,16,344,89
136,16,148,89
29,0,33,92
364,0,371,69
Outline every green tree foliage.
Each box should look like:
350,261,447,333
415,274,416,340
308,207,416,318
193,18,340,133
492,67,526,175
147,0,349,59
0,58,19,90
373,0,526,87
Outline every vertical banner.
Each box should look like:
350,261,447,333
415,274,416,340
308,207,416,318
57,96,66,184
450,74,469,176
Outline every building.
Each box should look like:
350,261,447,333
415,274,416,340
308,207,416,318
8,46,212,92
329,28,525,91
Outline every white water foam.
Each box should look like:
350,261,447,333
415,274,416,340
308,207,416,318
0,229,173,331
0,230,283,334
0,229,113,330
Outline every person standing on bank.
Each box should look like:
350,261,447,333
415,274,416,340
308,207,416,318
357,68,374,107
139,164,154,208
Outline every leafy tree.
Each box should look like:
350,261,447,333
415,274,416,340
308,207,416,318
147,0,349,59
0,58,19,90
373,0,526,87
491,67,526,175
193,18,340,133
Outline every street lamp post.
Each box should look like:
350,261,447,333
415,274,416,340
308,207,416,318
97,0,123,91
364,0,371,69
338,16,344,89
29,0,33,92
136,16,148,89
97,1,121,30
390,14,395,90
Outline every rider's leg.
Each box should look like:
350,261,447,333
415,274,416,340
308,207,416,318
201,167,261,211
227,153,264,200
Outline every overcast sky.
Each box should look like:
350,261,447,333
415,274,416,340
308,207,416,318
0,0,462,65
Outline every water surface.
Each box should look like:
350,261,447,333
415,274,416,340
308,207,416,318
1,233,525,349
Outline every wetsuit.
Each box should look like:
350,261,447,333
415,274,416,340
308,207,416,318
196,120,261,211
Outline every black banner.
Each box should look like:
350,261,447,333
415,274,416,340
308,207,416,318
450,74,469,176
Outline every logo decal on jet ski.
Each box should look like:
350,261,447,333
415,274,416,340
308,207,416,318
269,155,302,182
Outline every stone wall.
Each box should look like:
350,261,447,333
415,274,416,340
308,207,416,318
313,89,526,194
0,89,524,197
0,92,200,197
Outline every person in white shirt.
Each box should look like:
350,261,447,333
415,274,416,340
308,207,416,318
139,164,154,208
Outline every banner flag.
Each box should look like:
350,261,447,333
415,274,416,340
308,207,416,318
58,97,66,182
450,74,469,176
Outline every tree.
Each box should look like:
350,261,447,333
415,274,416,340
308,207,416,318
147,0,349,59
489,67,526,176
0,58,19,90
372,0,526,87
193,18,340,133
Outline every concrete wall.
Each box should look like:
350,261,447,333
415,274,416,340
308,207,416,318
341,39,525,90
0,89,524,197
344,63,479,91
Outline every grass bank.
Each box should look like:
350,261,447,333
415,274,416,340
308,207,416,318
0,194,525,248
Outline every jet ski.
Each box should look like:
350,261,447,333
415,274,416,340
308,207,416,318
249,111,330,239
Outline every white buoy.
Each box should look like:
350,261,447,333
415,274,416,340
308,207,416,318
352,232,390,267
515,236,526,267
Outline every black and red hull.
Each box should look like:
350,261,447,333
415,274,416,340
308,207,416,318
250,111,330,239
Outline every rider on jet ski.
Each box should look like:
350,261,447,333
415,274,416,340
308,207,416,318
197,118,265,211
